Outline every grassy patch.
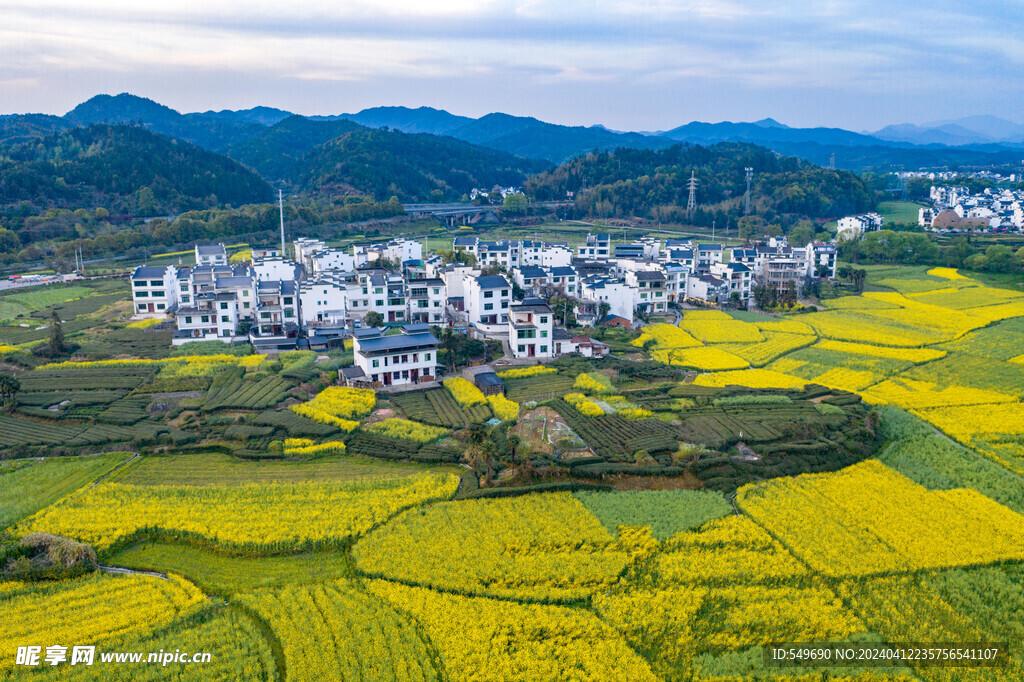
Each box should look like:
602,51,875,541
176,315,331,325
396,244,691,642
109,541,353,594
575,489,731,540
0,453,130,529
111,452,451,486
877,200,924,225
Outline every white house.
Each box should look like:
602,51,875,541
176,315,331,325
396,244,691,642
508,299,555,359
195,244,228,267
254,280,299,338
298,275,351,327
353,324,439,387
577,234,611,259
293,238,327,272
175,268,255,343
710,262,752,303
836,213,883,240
548,266,579,297
253,256,302,282
465,274,512,334
408,278,446,324
685,274,730,304
130,265,178,318
513,266,550,295
311,249,356,274
625,269,667,314
695,244,723,274
581,277,635,323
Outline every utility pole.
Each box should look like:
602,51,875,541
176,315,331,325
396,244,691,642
278,189,286,257
744,167,754,216
687,171,699,213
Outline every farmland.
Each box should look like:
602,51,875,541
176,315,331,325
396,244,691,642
3,265,1024,679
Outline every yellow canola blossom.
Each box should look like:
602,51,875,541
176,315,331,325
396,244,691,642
913,402,1024,473
927,266,968,280
497,365,557,379
656,516,809,585
737,460,1024,577
815,339,946,363
282,438,347,456
1010,354,1024,365
0,572,205,670
680,310,765,344
862,377,1018,410
442,377,486,407
806,366,880,392
693,369,807,390
961,300,1024,323
368,580,659,682
573,371,614,394
651,346,749,371
800,310,943,347
39,354,246,371
365,418,448,443
718,332,816,367
290,387,377,431
564,392,606,416
754,318,817,335
238,581,437,682
631,323,700,349
21,474,459,552
125,317,164,329
487,393,520,421
352,493,629,601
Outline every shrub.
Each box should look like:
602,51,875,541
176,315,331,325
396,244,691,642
365,418,448,443
573,372,614,395
487,394,519,421
497,366,558,379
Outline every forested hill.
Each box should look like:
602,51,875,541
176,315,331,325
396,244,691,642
524,143,876,221
296,127,552,202
0,125,272,214
222,116,365,181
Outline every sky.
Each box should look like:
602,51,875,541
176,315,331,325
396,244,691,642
2,0,1023,132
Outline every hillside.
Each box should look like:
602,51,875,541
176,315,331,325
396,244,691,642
222,116,365,181
0,125,272,213
525,143,875,221
296,127,552,201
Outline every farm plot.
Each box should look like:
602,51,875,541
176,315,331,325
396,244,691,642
680,310,765,344
15,389,128,408
898,352,1024,398
575,490,731,541
799,310,949,347
253,409,340,437
938,317,1024,360
551,399,679,460
203,371,293,411
20,472,461,551
392,388,491,427
76,327,175,359
353,492,630,601
0,453,128,528
0,414,86,447
716,332,816,367
95,396,153,424
67,423,138,446
17,366,158,392
238,581,438,682
502,373,576,402
344,432,424,461
737,460,1024,577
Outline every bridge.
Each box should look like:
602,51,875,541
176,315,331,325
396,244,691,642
403,201,575,227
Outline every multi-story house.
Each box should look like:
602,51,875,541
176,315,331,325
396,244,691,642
695,244,723,274
299,274,353,327
293,238,327,272
580,277,635,323
662,262,690,303
508,299,555,359
311,249,356,274
465,275,512,333
805,242,837,279
253,256,302,282
577,234,611,259
254,280,299,338
548,266,579,297
353,324,439,387
512,266,550,296
130,265,178,317
626,269,667,314
408,278,446,324
685,274,730,304
836,213,883,240
174,267,255,344
194,244,228,267
710,262,752,303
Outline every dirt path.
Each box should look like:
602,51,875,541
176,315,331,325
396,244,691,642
98,564,168,580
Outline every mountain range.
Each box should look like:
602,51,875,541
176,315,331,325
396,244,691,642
3,94,1023,172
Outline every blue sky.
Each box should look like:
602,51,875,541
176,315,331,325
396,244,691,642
2,0,1022,131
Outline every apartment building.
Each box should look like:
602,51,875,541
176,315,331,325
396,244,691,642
508,299,555,359
130,265,178,317
353,324,439,386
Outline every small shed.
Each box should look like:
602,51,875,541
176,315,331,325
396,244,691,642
473,372,505,396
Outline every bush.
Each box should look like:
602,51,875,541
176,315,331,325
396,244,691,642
443,377,486,407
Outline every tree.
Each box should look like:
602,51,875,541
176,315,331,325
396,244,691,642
598,301,611,322
0,374,20,406
502,192,528,215
48,310,65,357
788,220,814,247
364,311,384,328
737,216,766,243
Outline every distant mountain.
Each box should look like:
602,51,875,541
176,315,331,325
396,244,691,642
0,124,272,213
324,106,472,135
660,120,887,148
296,126,551,201
202,106,294,126
0,113,69,144
223,116,364,180
65,93,262,150
923,115,1024,142
872,116,1024,146
525,143,874,221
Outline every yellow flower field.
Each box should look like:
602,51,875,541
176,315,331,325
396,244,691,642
238,581,438,682
20,474,460,551
282,438,347,456
680,310,765,344
290,387,377,431
737,460,1024,577
497,365,558,379
573,371,615,394
718,332,816,367
815,339,946,363
442,377,486,406
364,418,448,443
927,266,968,280
799,310,944,347
564,392,605,416
353,493,630,601
693,369,807,389
487,393,520,421
631,323,700,349
0,573,205,670
862,377,1018,410
651,345,749,370
753,318,817,335
368,580,659,682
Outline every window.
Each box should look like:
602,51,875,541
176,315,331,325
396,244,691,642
150,280,163,287
540,330,548,338
201,316,209,323
284,297,293,305
540,316,548,323
433,288,440,295
221,315,229,322
185,316,192,323
372,359,380,368
152,290,165,298
484,303,493,311
424,352,431,361
501,301,508,308
418,300,428,308
284,310,294,318
243,302,250,309
433,301,440,307
540,345,548,353
502,290,509,297
484,290,493,299
261,313,270,319
220,302,229,310
180,284,188,292
243,291,249,297
518,345,525,352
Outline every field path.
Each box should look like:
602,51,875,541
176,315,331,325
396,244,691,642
98,564,168,580
88,453,139,488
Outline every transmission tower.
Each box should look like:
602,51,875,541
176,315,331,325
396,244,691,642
828,152,836,170
686,171,699,213
278,189,287,256
744,167,754,215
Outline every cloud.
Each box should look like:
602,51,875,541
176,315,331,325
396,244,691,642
1,1,1022,128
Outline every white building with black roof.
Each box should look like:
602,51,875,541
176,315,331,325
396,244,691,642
352,324,439,386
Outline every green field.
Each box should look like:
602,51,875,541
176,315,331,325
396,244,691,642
877,200,924,225
0,453,129,528
575,489,731,540
109,542,353,594
110,452,452,486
